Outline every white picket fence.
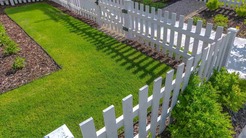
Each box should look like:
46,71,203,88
77,29,237,138
54,0,233,63
40,0,238,137
199,0,245,9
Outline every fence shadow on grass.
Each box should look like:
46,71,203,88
7,3,171,85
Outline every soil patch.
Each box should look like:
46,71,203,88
0,7,60,94
194,8,246,38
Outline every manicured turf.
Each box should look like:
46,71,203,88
1,3,171,137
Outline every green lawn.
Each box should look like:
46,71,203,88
0,3,171,137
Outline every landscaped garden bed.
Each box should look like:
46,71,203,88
0,2,172,137
0,8,59,93
192,8,246,38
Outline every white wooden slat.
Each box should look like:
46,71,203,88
198,46,209,78
159,70,174,133
122,95,134,138
79,117,97,138
145,5,150,38
150,77,162,137
184,18,193,54
103,105,118,138
201,23,213,50
162,11,169,55
207,37,224,78
182,57,194,91
214,26,223,40
203,42,217,78
193,52,202,71
170,63,185,110
138,85,149,138
140,3,144,35
217,35,230,69
175,15,185,60
192,20,202,56
168,13,177,58
214,36,226,69
150,7,156,49
156,9,162,52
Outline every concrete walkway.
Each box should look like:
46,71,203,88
162,0,206,19
239,125,246,138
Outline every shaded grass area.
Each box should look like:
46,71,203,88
1,3,171,137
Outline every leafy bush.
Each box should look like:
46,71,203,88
169,75,233,138
3,41,20,56
0,23,20,54
209,68,246,112
206,0,221,11
193,16,206,26
12,56,25,70
214,14,229,28
236,4,246,17
244,19,246,25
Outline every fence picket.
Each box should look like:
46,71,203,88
171,63,185,110
168,13,177,58
192,20,202,56
79,118,97,138
175,15,184,60
122,95,134,138
138,85,149,138
150,77,162,137
159,70,174,132
103,105,118,138
184,19,193,55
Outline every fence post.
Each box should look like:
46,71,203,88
123,0,132,39
96,0,102,27
221,28,238,67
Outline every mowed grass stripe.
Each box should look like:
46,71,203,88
1,3,171,137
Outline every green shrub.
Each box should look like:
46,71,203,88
206,0,221,10
193,16,206,26
214,14,229,28
12,56,25,70
236,4,246,17
169,75,233,138
3,41,20,55
209,68,246,112
244,19,246,25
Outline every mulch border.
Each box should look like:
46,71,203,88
0,2,60,93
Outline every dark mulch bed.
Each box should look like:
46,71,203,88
194,8,246,38
0,7,60,94
230,105,246,138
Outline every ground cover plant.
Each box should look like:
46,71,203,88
0,23,20,55
0,3,171,137
169,75,234,138
209,68,246,112
169,69,246,138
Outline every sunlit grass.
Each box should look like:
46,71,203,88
1,3,171,137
